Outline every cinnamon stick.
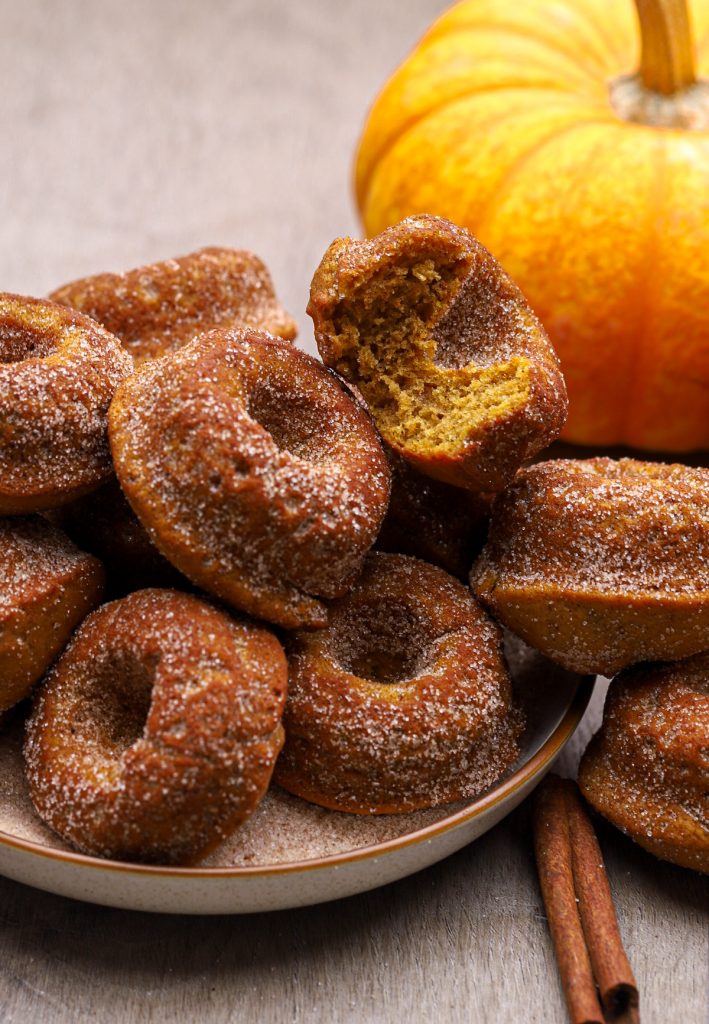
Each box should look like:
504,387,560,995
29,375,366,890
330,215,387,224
566,783,639,1023
533,774,639,1024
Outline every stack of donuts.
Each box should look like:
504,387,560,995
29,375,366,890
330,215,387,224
2,218,707,871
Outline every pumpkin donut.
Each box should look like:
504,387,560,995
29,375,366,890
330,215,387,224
50,246,297,363
0,516,104,715
108,328,391,629
24,589,287,865
0,294,133,513
472,457,709,676
274,552,524,813
308,215,567,492
578,654,709,874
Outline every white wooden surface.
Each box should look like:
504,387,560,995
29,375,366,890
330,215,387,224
0,2,707,1021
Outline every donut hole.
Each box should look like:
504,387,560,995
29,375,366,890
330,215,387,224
0,323,56,363
248,382,331,462
76,651,155,758
331,604,432,684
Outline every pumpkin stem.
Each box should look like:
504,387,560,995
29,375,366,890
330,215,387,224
635,0,696,93
610,0,709,129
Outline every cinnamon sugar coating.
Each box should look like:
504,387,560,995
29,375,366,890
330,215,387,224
108,329,391,629
50,477,186,594
0,294,133,513
308,215,567,492
578,654,709,874
24,589,287,865
50,247,297,363
0,516,104,714
274,552,524,814
472,458,709,676
376,448,491,579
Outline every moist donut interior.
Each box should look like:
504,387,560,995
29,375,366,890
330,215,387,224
331,603,433,684
0,322,56,363
327,257,530,457
77,652,154,759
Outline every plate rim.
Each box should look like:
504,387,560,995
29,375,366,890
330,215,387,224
0,676,594,880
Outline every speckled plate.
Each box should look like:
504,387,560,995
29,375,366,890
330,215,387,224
0,638,593,913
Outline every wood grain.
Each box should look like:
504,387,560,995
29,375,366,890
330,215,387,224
0,1,707,1021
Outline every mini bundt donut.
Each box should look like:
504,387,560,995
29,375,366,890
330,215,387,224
24,588,287,864
472,458,709,676
274,552,524,813
0,294,133,513
376,448,492,579
108,328,391,629
0,516,104,714
50,246,297,363
308,215,567,492
50,477,186,594
578,654,709,874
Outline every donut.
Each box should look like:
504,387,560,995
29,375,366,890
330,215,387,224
308,215,567,492
578,654,709,874
0,516,104,714
376,448,491,579
24,589,287,864
472,458,709,676
0,293,133,513
50,477,186,595
109,328,391,629
274,552,524,813
50,246,297,363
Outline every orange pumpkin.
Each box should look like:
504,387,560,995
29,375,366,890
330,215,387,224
355,0,709,451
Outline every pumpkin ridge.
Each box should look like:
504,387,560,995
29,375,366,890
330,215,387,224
421,18,617,76
424,6,623,72
356,87,610,214
699,22,709,58
468,120,614,241
621,135,667,442
567,0,636,67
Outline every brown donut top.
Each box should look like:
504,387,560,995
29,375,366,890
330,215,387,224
279,552,522,811
473,457,709,598
24,588,287,863
50,247,297,363
604,655,709,805
0,515,104,617
578,653,709,870
109,329,391,628
0,515,105,713
308,215,567,492
0,293,133,512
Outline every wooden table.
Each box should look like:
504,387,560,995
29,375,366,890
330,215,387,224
0,2,706,1020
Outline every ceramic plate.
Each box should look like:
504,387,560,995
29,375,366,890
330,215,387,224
0,637,593,913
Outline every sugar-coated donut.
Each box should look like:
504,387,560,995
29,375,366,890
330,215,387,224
24,589,287,864
108,328,391,629
0,516,104,714
308,215,567,492
0,293,132,513
274,552,524,813
51,247,297,363
579,654,709,874
472,458,709,676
